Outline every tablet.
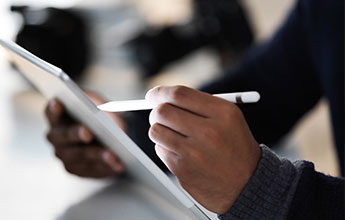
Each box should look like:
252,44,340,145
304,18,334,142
0,39,210,220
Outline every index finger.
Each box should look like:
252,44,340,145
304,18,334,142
45,99,64,126
145,85,226,118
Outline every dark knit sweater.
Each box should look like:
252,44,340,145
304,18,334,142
219,145,345,220
200,0,344,175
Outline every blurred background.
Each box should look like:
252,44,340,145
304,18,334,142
0,0,340,219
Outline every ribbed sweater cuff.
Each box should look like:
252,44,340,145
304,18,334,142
218,145,302,220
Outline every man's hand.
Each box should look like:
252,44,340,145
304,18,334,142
45,92,125,178
146,85,261,214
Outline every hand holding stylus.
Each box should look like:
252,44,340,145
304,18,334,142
145,85,261,214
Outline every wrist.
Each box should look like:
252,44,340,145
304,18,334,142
219,145,300,219
217,142,261,214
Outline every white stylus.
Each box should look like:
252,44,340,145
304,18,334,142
97,91,260,112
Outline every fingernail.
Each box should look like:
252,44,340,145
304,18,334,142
79,126,93,143
102,152,124,173
145,85,160,100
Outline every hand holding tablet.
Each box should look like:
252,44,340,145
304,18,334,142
0,39,211,219
45,93,126,178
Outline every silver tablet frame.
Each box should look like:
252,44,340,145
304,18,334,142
0,39,210,220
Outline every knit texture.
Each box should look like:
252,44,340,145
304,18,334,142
218,145,345,220
219,145,301,220
286,163,345,220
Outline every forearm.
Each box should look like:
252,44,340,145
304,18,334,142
219,145,345,220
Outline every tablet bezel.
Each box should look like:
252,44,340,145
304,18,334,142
0,39,210,220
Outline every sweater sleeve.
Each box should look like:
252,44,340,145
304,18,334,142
218,145,345,220
121,0,322,173
200,0,323,146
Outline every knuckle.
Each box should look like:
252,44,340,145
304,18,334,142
171,85,187,101
202,125,220,141
84,147,100,160
64,164,74,174
64,164,88,177
220,103,241,120
46,131,54,143
54,150,63,160
149,123,161,141
156,103,171,119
